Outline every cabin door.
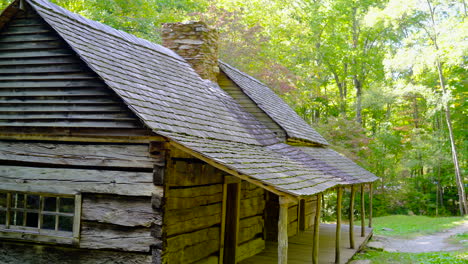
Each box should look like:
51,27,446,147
223,182,240,264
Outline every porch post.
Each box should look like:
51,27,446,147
349,186,356,249
360,184,366,237
312,193,322,264
369,183,373,228
278,196,291,264
335,187,342,264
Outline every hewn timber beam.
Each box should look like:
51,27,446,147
169,141,297,199
349,186,356,249
361,184,366,237
369,183,373,228
335,187,343,264
278,196,294,264
312,193,322,264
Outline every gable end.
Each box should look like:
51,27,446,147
0,4,144,131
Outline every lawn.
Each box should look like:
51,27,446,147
353,250,468,264
358,215,468,238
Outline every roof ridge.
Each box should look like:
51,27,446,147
27,0,184,63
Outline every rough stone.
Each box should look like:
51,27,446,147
367,241,384,250
348,260,371,264
162,21,219,82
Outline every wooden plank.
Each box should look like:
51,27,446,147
361,184,365,237
349,186,356,249
166,184,223,210
168,161,223,186
0,142,160,169
0,241,153,263
80,221,157,252
82,195,154,227
278,196,290,264
0,80,104,88
0,49,74,58
299,199,305,231
369,183,373,228
219,182,228,264
236,237,265,262
238,215,264,244
0,63,86,73
240,195,265,219
0,40,64,50
335,187,342,264
0,88,110,97
0,74,99,81
166,227,220,263
312,194,322,264
0,165,158,196
0,33,58,43
224,183,241,264
0,105,123,112
165,203,222,236
0,56,79,66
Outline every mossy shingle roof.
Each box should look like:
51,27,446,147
6,0,378,197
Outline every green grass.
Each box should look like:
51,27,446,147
358,215,468,238
450,232,468,247
352,249,468,264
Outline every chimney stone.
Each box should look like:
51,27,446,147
162,21,219,82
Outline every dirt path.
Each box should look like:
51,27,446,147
371,221,468,253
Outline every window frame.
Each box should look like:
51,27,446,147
0,190,81,245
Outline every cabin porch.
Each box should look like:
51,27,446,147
240,223,373,264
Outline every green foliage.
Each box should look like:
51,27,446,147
353,249,468,264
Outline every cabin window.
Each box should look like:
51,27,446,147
0,191,81,244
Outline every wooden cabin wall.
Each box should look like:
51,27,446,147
287,202,299,237
303,196,318,230
237,181,266,262
0,141,163,263
160,147,224,264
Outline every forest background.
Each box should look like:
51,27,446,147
3,0,466,217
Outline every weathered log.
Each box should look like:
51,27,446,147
369,183,373,228
0,241,152,264
361,184,366,237
165,227,220,264
0,141,162,169
0,165,158,196
239,196,265,219
238,215,264,244
168,161,223,187
236,237,265,262
80,222,157,252
82,195,155,227
165,203,222,236
335,188,343,264
312,193,322,264
349,186,356,249
166,184,223,210
278,196,290,264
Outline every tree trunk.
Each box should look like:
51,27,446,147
436,60,467,215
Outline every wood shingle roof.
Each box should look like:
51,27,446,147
1,0,378,197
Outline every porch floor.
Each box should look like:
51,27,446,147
240,224,373,264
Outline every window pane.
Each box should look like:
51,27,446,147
59,198,74,213
42,215,55,230
58,216,73,232
12,211,23,226
11,193,25,208
26,213,39,228
0,211,5,225
44,197,56,212
0,193,6,208
26,195,40,210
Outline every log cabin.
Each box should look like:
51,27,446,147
0,0,378,263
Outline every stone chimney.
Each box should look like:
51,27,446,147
162,22,219,82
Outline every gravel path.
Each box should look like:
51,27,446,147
370,221,468,253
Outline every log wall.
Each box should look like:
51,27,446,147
159,146,224,264
0,141,163,260
237,181,266,262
